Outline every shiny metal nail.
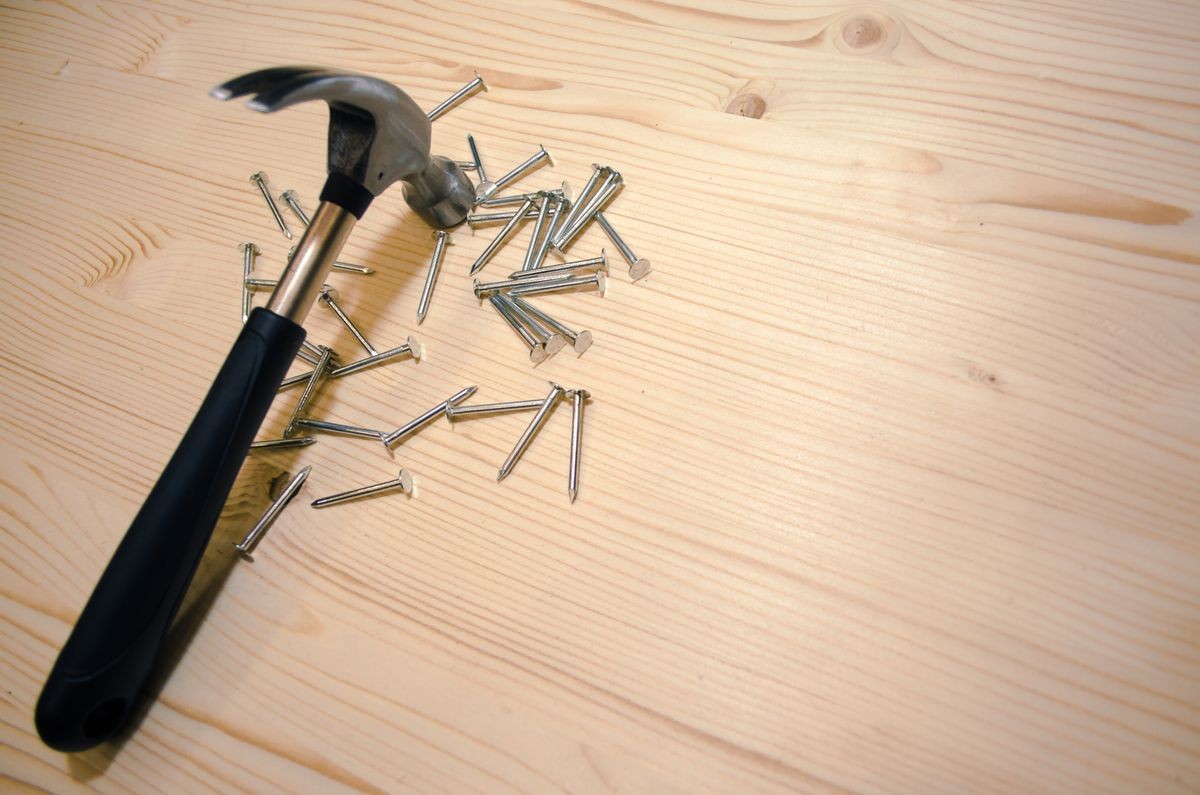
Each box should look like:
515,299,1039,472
507,272,606,299
239,242,258,323
294,418,384,439
467,134,487,183
531,192,567,268
500,293,566,356
567,390,590,502
508,251,607,281
381,385,477,449
320,288,376,356
279,337,421,390
478,191,541,208
287,245,373,275
283,345,333,437
473,271,582,298
427,72,487,122
488,293,547,364
497,383,565,481
235,465,311,556
521,192,554,271
456,160,478,171
280,189,310,226
467,206,561,228
595,212,651,281
470,197,535,275
475,145,553,201
445,399,546,420
556,165,608,238
509,296,593,355
553,171,622,251
417,230,452,324
250,437,316,450
312,469,414,508
250,171,292,239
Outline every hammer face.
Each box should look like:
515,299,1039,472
402,157,476,229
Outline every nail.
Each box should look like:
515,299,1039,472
283,345,334,437
235,465,311,556
288,245,372,274
555,165,608,239
456,160,478,171
531,192,567,268
250,171,292,239
296,340,335,366
552,171,623,251
475,145,553,201
509,296,593,355
507,272,606,299
239,242,258,323
280,189,310,226
467,134,487,183
470,197,535,275
508,251,607,281
249,437,316,450
473,271,590,298
595,212,651,281
497,383,565,481
567,390,590,502
466,206,561,228
488,293,548,364
245,277,333,292
521,192,554,272
427,72,487,122
381,385,478,449
312,469,415,508
278,337,421,390
293,419,385,439
500,293,567,356
445,399,546,420
417,230,452,324
320,288,376,356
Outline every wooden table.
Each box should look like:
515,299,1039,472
2,2,1198,792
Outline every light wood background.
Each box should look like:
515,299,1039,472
2,1,1198,792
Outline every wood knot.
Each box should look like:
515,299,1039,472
841,15,883,49
724,93,767,119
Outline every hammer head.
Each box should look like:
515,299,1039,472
212,66,474,228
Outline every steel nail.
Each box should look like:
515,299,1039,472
595,212,651,281
473,270,578,298
470,197,535,275
509,296,594,355
250,171,292,239
488,294,548,364
500,293,567,356
467,133,487,183
280,189,311,226
427,72,487,122
320,288,376,356
497,383,565,481
521,192,554,272
380,385,478,449
566,390,591,502
508,251,607,281
507,272,606,299
553,172,623,251
466,206,561,228
555,165,608,238
239,242,259,323
278,337,421,390
312,469,415,508
476,145,553,202
250,437,316,450
445,399,547,420
417,230,453,324
294,419,385,439
234,465,311,556
287,245,373,275
283,345,334,437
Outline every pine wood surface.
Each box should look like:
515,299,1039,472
1,1,1198,792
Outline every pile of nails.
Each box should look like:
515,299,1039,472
228,72,643,558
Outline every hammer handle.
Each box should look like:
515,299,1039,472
35,308,305,751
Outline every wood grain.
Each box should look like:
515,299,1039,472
1,0,1198,792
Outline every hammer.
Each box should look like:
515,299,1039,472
35,66,473,752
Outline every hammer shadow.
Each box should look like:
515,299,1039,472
64,457,293,779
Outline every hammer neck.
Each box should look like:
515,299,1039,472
266,202,357,324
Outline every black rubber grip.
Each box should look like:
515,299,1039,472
319,172,374,219
35,308,305,752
